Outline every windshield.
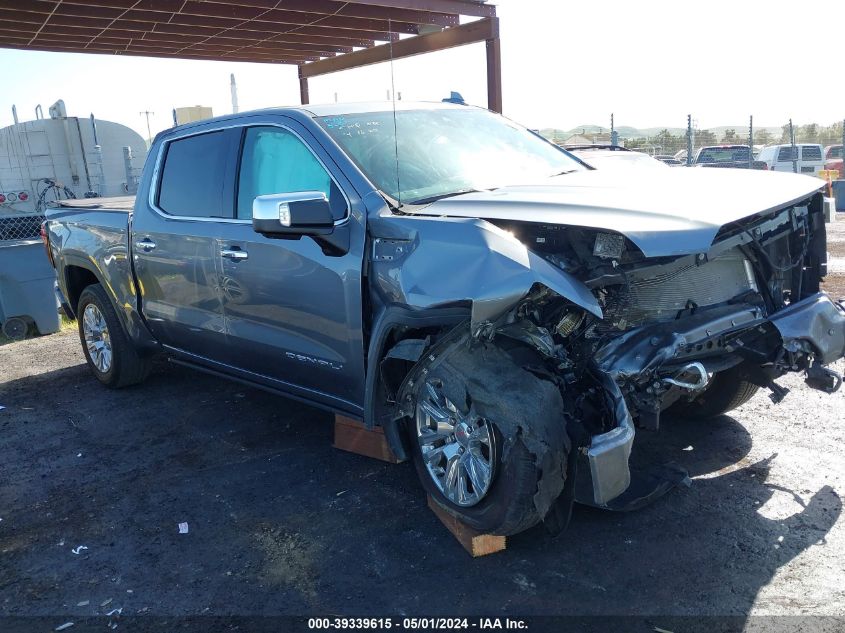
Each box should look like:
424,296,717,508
318,107,583,205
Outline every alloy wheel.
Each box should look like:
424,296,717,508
415,380,496,507
82,303,112,374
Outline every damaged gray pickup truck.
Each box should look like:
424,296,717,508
44,102,845,536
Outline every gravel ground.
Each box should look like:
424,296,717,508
1,326,844,624
826,217,845,291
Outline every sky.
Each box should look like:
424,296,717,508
0,0,843,141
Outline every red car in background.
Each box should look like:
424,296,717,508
825,144,843,178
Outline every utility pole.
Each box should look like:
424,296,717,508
748,115,753,169
686,114,693,166
610,113,618,147
230,74,239,114
139,110,154,146
789,118,797,174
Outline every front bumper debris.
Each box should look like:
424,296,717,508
575,371,635,507
578,292,845,508
770,293,845,366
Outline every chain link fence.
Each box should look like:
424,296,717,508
0,213,47,241
544,115,845,172
0,179,80,242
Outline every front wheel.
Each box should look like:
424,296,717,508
77,284,151,388
407,341,571,536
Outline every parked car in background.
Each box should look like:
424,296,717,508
756,144,826,175
43,102,844,537
690,145,768,170
826,159,844,179
563,144,668,171
824,145,843,178
654,154,683,166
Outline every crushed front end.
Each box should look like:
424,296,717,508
487,191,845,508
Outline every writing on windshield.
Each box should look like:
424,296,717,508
319,108,582,205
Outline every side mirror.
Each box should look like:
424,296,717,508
252,191,334,237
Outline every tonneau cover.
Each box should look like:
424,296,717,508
55,196,136,211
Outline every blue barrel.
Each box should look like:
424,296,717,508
0,239,60,339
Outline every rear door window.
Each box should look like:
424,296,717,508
236,126,340,220
157,131,231,218
801,145,822,161
777,146,797,162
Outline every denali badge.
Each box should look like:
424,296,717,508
285,351,343,371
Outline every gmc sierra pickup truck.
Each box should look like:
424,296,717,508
44,102,845,536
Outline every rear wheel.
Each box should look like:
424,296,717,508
77,284,151,388
407,341,571,536
670,365,759,419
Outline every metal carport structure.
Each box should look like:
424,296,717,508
0,0,502,112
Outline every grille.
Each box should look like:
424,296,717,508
603,251,756,329
0,214,46,242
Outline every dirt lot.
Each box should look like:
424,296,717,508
1,218,845,628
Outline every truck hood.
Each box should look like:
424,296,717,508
407,168,822,257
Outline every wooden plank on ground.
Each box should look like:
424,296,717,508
427,494,506,557
333,414,400,463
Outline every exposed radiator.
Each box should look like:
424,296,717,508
603,250,757,329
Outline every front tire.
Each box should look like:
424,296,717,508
77,284,151,388
407,341,571,536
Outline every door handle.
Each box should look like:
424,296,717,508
221,248,248,261
135,238,156,252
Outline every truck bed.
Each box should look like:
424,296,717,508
45,197,137,327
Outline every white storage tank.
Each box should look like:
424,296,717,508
0,100,148,215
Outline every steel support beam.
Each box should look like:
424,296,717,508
485,35,502,113
299,66,310,106
0,42,313,65
299,16,498,78
341,0,495,18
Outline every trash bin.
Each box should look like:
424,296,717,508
833,180,845,213
0,238,60,340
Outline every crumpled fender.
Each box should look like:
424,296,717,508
368,211,602,327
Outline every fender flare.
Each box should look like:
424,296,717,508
59,255,159,353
